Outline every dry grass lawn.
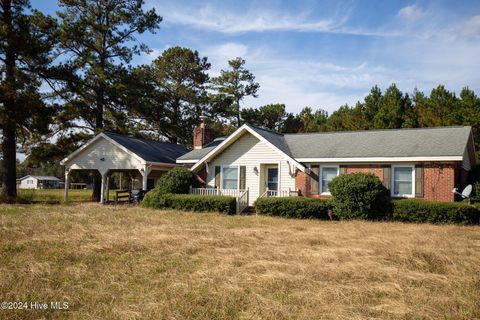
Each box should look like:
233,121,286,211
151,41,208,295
0,203,479,320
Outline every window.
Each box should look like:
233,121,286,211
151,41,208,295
267,168,278,191
320,166,339,194
222,167,239,189
392,165,415,197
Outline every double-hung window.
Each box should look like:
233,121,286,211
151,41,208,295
222,167,239,189
392,165,415,197
320,165,339,195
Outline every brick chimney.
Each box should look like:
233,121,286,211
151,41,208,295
193,121,214,149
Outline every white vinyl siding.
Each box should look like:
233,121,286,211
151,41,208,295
391,165,415,198
66,137,144,172
206,132,296,205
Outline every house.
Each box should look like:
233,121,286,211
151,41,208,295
177,124,475,206
61,132,188,203
17,175,61,189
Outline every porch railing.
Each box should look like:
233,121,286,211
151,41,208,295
189,187,250,214
260,189,299,198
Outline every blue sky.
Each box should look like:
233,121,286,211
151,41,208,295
32,0,480,114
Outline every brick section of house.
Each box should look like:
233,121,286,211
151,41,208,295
345,165,384,180
295,162,459,202
196,167,207,188
193,122,215,149
294,169,309,197
423,162,456,202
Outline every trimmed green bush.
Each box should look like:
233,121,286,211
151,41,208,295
392,199,480,224
329,173,390,220
143,189,236,214
155,167,196,194
254,197,333,219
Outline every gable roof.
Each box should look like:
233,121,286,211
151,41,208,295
177,138,225,163
19,175,60,181
181,124,475,170
61,132,188,165
189,124,306,172
103,132,188,164
284,126,473,160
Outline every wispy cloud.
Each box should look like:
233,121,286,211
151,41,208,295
163,5,348,34
462,15,480,37
397,5,425,21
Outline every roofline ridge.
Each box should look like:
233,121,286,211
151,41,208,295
283,125,471,136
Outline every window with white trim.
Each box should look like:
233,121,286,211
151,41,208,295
392,165,415,197
222,167,239,189
320,165,339,194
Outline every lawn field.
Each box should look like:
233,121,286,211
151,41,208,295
16,189,117,203
0,203,479,319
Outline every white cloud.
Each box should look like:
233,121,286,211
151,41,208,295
397,5,425,21
463,15,480,37
161,4,349,34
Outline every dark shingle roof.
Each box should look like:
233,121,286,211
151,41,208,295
104,132,188,164
283,126,472,158
177,138,225,161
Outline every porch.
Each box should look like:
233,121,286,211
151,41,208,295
190,186,298,214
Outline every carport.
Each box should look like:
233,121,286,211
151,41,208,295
60,132,188,203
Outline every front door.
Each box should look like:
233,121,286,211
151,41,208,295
266,167,278,191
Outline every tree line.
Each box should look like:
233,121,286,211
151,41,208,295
1,0,479,201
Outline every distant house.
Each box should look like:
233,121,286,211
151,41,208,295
61,132,188,203
178,124,476,206
18,175,61,189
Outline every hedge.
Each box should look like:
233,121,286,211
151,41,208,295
155,167,196,194
329,173,390,220
392,199,480,224
143,190,236,214
254,197,333,219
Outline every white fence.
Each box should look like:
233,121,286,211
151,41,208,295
189,187,250,214
260,189,299,198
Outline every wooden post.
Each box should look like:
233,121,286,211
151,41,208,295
106,176,110,203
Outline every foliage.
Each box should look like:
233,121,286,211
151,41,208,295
0,0,60,200
329,173,390,220
130,47,210,144
142,191,236,214
210,57,259,127
241,104,288,131
254,197,333,219
391,199,480,224
56,0,162,132
155,167,196,194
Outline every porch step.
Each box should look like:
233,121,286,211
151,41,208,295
239,206,256,214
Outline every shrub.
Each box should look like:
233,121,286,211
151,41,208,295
329,173,390,220
254,197,333,219
156,167,196,194
392,199,480,224
143,190,236,214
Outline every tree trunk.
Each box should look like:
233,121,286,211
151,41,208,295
2,0,17,201
91,172,101,201
236,99,241,128
1,126,17,201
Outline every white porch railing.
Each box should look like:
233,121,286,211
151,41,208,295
236,189,249,214
189,187,250,214
260,189,299,198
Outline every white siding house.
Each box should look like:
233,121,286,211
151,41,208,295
204,132,297,205
18,175,61,189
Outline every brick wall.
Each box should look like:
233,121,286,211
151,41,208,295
294,162,459,202
193,123,215,149
423,162,455,202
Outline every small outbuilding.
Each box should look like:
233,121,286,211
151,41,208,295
17,175,61,189
60,132,188,203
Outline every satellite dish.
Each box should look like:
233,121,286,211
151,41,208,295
452,184,472,198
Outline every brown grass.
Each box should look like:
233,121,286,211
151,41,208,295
0,203,479,319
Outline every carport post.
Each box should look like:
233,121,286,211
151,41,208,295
64,168,70,202
100,171,108,204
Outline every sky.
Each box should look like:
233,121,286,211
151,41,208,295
32,0,480,115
